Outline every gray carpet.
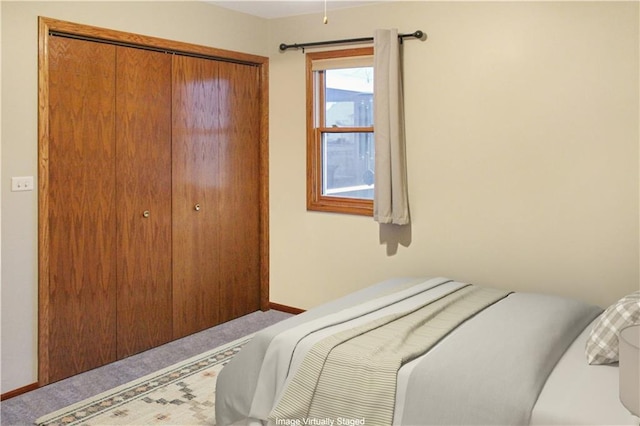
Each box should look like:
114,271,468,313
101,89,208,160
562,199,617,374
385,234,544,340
1,309,292,426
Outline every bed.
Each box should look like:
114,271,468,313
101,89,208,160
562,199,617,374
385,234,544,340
215,277,639,425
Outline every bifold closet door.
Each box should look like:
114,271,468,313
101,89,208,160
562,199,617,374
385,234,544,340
115,46,173,359
172,56,262,337
172,55,222,338
47,35,118,382
42,18,266,385
46,38,173,381
217,61,261,322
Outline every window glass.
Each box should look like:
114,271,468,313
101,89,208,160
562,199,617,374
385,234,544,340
306,47,374,216
322,132,374,199
325,68,374,127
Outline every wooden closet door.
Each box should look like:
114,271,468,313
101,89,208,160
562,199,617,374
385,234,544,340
46,36,117,382
217,62,261,321
115,46,173,358
172,55,222,338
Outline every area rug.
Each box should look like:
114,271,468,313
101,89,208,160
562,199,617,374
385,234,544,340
35,334,253,426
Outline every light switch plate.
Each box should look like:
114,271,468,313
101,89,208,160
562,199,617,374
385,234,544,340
11,176,34,192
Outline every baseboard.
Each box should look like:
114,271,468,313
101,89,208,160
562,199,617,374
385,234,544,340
269,302,305,315
1,382,39,401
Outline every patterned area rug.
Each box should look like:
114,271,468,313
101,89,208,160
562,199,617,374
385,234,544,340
35,335,252,426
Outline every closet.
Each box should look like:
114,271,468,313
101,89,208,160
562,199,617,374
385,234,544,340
39,18,268,385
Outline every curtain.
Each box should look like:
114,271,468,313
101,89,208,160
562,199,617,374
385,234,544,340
373,28,410,225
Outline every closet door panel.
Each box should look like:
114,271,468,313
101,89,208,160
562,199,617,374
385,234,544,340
115,46,173,358
47,36,117,382
172,55,221,338
218,62,261,321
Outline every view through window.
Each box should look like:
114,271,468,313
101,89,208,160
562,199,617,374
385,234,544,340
307,48,374,216
323,67,374,199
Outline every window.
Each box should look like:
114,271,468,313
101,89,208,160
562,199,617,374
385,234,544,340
306,47,374,216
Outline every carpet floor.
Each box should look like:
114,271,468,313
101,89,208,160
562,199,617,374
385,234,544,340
1,310,292,426
35,335,252,426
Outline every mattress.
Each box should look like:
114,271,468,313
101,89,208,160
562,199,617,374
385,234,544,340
530,316,638,425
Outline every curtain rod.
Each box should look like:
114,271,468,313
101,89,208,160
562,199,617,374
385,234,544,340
279,30,425,52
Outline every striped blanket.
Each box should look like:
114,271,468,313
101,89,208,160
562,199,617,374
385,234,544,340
268,285,510,424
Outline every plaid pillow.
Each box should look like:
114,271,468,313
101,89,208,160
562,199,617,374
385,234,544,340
585,291,640,365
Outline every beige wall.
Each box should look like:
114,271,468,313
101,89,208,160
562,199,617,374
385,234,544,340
1,0,638,395
0,0,268,394
267,2,639,309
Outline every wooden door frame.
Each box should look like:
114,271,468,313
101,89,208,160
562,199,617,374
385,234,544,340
38,16,270,385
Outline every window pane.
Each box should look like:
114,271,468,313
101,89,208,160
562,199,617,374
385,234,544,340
324,68,373,127
306,48,375,216
322,132,374,200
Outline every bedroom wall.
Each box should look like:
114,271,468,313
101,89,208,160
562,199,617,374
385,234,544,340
267,2,639,310
1,0,638,396
0,0,268,394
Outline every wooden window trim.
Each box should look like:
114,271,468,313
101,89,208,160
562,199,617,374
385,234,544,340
306,47,374,216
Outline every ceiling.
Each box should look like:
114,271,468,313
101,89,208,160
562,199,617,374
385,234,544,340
209,1,386,19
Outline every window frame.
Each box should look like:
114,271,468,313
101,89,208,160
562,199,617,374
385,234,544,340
306,47,375,216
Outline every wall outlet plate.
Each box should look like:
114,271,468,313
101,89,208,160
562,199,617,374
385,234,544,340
11,176,34,192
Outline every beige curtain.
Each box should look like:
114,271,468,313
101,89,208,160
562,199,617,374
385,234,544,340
373,28,410,225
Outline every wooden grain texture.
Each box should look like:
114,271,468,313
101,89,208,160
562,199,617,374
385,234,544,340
217,62,261,322
115,46,173,359
172,55,222,338
38,16,53,386
46,35,118,383
258,62,270,311
39,16,270,385
41,17,268,66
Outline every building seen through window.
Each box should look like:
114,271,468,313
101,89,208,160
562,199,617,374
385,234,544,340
323,67,374,199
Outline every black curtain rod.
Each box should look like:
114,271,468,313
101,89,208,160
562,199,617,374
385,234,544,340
279,30,424,52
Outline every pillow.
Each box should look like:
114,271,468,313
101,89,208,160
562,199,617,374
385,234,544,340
586,291,640,365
